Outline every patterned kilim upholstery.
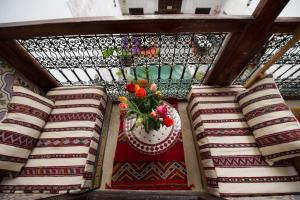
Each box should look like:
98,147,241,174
0,86,107,194
187,85,300,198
0,86,54,175
237,75,300,165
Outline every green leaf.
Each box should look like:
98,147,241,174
102,48,115,58
195,71,205,81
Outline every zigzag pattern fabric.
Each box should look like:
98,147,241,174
187,85,300,198
0,86,107,194
112,162,187,181
109,100,190,190
0,86,54,175
237,76,300,165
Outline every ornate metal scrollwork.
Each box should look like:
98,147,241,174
234,33,300,98
18,33,226,100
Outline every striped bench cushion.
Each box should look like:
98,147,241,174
188,85,300,198
237,75,300,165
0,86,54,175
0,86,107,193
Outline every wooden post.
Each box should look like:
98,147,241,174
244,26,300,88
0,40,59,91
203,0,290,86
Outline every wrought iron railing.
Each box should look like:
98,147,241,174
234,33,300,98
18,33,226,100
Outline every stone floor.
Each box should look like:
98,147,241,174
100,101,203,191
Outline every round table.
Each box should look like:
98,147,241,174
124,102,181,155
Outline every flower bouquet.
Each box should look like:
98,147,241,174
118,71,174,133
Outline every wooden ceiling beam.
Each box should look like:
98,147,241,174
0,40,59,91
203,0,290,86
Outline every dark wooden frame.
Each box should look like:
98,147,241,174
43,190,222,200
203,0,292,85
0,15,252,39
0,6,299,90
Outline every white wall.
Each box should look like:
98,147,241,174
223,0,300,16
279,0,300,17
0,0,122,24
122,0,224,15
67,0,122,17
0,0,72,23
121,0,158,14
222,0,259,15
181,0,225,15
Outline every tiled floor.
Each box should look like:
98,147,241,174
100,102,203,191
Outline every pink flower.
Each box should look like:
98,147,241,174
150,83,157,92
156,105,168,118
150,111,158,119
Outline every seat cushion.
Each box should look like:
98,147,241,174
0,86,54,175
236,75,300,165
188,85,300,198
0,86,107,193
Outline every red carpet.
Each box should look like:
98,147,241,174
108,100,191,190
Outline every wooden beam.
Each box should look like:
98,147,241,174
43,191,222,200
0,15,252,39
0,40,59,91
244,26,300,88
273,17,300,33
203,0,290,86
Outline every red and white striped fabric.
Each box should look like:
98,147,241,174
188,85,300,198
236,75,300,165
0,86,107,193
0,86,54,176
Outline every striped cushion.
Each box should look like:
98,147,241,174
0,86,107,193
0,86,54,175
188,85,300,198
237,76,300,165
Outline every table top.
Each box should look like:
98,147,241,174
124,101,181,155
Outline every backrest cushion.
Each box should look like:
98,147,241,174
0,86,54,175
236,75,300,165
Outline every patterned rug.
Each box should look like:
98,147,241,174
108,100,191,190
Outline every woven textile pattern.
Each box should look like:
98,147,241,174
0,86,54,175
237,76,300,165
0,86,107,194
187,85,300,198
109,100,191,190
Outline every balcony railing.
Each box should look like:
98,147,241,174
234,33,300,98
18,33,226,99
0,3,299,100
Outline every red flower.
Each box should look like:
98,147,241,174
135,88,146,98
163,116,173,127
125,83,136,93
137,79,148,88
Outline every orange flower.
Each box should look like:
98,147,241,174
137,79,149,88
134,84,140,92
119,103,128,114
118,96,128,103
150,111,158,119
155,91,161,97
135,88,146,98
